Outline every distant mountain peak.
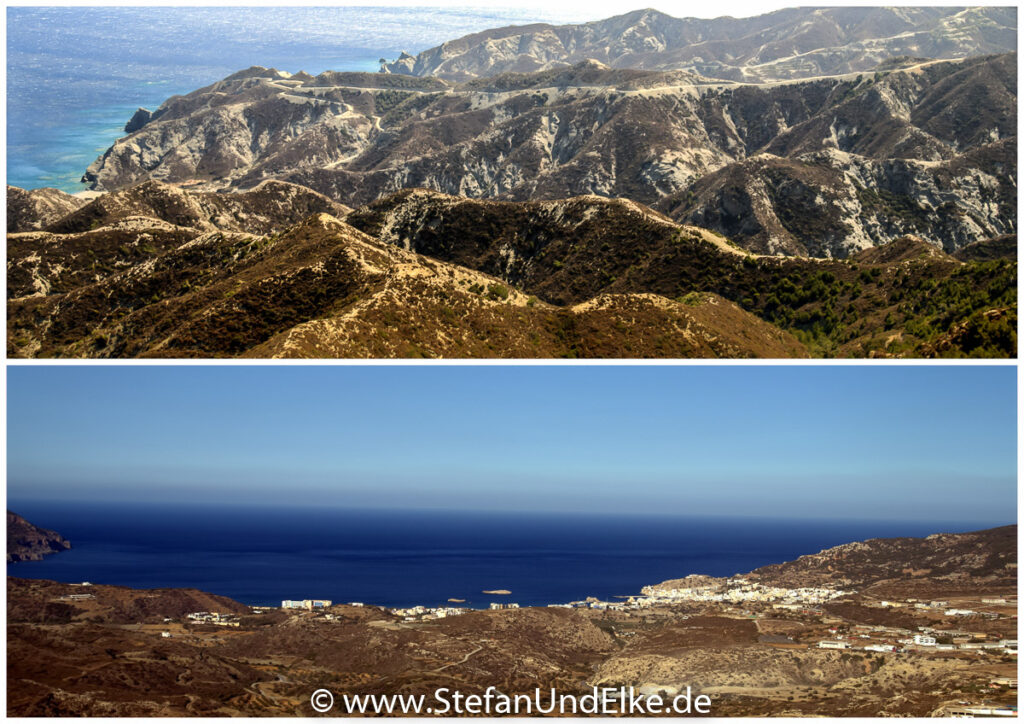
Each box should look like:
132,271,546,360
384,6,1016,83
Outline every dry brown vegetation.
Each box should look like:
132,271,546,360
7,526,1017,717
8,181,1014,358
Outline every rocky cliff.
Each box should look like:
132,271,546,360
81,53,1016,258
383,7,1017,83
7,512,71,563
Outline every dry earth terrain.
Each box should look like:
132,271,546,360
7,525,1017,716
7,181,1014,358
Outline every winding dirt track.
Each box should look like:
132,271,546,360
433,645,483,672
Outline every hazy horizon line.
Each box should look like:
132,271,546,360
8,498,1014,533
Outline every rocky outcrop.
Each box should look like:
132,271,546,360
124,107,154,133
7,185,87,232
384,7,1017,82
848,235,956,265
81,54,1015,257
917,306,1017,358
7,512,71,562
656,143,1016,257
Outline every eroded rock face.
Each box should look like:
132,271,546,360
80,54,1015,257
657,145,1016,258
123,107,154,133
383,7,1017,82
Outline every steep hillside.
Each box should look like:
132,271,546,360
47,179,350,235
7,577,250,624
8,185,1015,358
8,181,349,300
80,55,1016,257
655,53,1017,255
952,234,1017,262
7,512,71,563
384,7,1016,82
7,186,87,232
643,525,1018,596
7,208,806,359
748,525,1017,589
344,190,1016,357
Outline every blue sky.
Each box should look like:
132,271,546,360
6,365,1016,524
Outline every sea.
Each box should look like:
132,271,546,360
6,6,583,193
7,501,984,609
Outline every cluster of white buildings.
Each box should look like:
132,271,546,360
390,604,469,621
870,598,1010,621
638,578,849,606
186,611,240,627
281,599,332,610
817,632,1017,656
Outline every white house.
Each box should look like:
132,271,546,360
818,640,850,649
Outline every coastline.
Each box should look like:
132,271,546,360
7,6,580,194
7,504,1002,612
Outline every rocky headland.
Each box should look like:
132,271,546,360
7,511,71,563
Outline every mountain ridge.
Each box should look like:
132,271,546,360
647,524,1017,594
8,189,809,359
78,52,1016,259
383,7,1017,83
8,181,1015,358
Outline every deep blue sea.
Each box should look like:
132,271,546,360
6,7,582,192
6,501,984,609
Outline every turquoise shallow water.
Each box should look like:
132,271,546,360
7,7,583,192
